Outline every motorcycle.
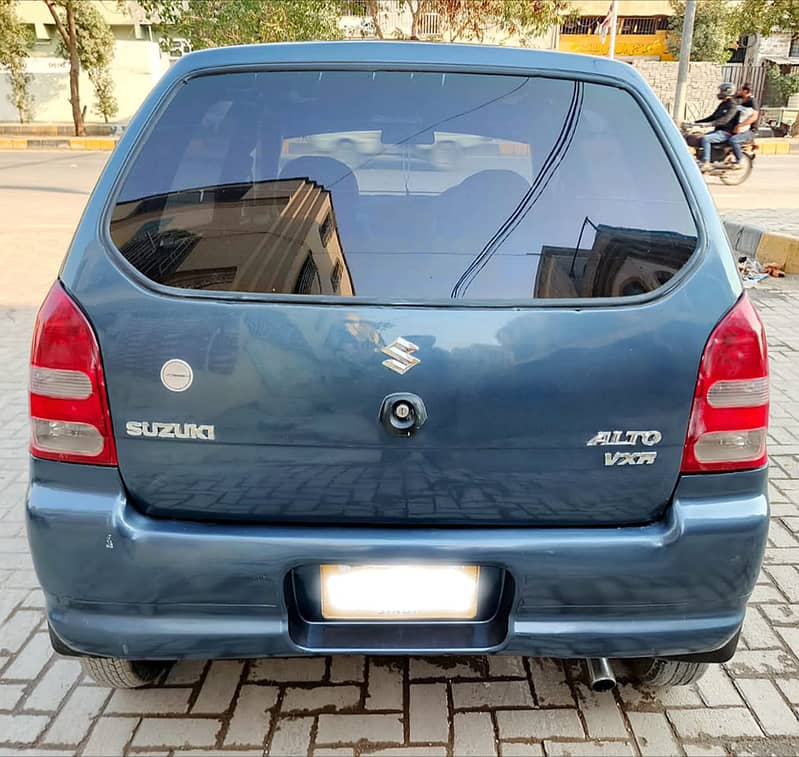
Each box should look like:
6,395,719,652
681,123,757,186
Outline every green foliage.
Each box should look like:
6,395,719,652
141,0,344,49
90,65,118,122
767,65,799,105
58,0,115,72
735,0,799,35
668,0,740,63
0,0,35,122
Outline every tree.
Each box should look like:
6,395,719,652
437,0,571,44
44,0,84,135
364,0,385,38
141,0,343,50
668,0,741,63
363,0,570,43
65,2,118,125
0,0,34,123
734,0,799,36
46,0,118,134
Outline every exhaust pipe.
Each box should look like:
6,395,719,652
586,658,616,692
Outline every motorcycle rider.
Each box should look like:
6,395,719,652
693,82,739,172
730,82,760,158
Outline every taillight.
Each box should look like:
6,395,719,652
681,294,768,472
29,282,117,466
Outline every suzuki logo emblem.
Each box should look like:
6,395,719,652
381,337,421,375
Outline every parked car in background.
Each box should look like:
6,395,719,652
27,42,769,690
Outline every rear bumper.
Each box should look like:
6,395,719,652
27,460,768,660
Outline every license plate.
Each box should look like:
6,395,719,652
320,564,480,620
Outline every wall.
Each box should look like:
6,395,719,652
630,60,722,120
0,40,168,124
754,32,793,63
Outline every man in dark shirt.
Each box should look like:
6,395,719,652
729,82,760,161
695,82,738,171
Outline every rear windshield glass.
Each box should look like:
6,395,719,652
110,70,697,300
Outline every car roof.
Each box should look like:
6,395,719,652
169,41,643,84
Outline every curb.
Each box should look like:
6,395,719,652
724,220,799,274
757,140,795,155
0,136,118,151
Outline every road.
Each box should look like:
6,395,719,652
0,150,798,755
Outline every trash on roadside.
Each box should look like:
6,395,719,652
763,262,786,278
736,256,786,287
737,256,769,287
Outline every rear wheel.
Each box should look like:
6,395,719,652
720,153,753,185
628,658,709,688
80,657,170,688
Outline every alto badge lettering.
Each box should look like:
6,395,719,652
586,430,662,466
126,421,215,441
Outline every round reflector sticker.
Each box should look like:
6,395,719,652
160,359,193,392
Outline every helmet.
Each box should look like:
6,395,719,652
717,82,735,99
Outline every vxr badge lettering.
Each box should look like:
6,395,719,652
125,421,215,440
604,451,657,466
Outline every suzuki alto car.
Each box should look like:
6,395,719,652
26,42,769,690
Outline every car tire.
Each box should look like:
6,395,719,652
628,658,709,688
80,657,170,688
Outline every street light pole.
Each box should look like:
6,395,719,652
673,0,697,123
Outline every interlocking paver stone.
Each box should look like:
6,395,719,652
543,741,635,756
496,708,585,740
316,713,404,745
267,715,313,756
3,632,52,681
329,655,365,683
0,713,50,745
409,683,449,743
106,687,192,714
224,684,277,747
23,659,80,712
453,712,497,756
366,660,404,711
452,680,534,709
668,707,764,738
736,678,799,735
191,660,244,713
41,685,109,745
627,711,681,756
282,684,361,712
131,717,220,748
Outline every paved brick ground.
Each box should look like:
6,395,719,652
0,283,798,756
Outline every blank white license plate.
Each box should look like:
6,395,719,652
320,564,480,620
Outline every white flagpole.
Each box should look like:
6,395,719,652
608,0,618,59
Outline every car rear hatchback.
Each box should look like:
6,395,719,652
26,42,769,689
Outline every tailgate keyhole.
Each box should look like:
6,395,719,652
379,393,428,436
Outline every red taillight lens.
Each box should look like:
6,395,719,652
681,294,768,473
29,282,117,466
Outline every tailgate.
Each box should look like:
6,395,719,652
96,295,706,526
